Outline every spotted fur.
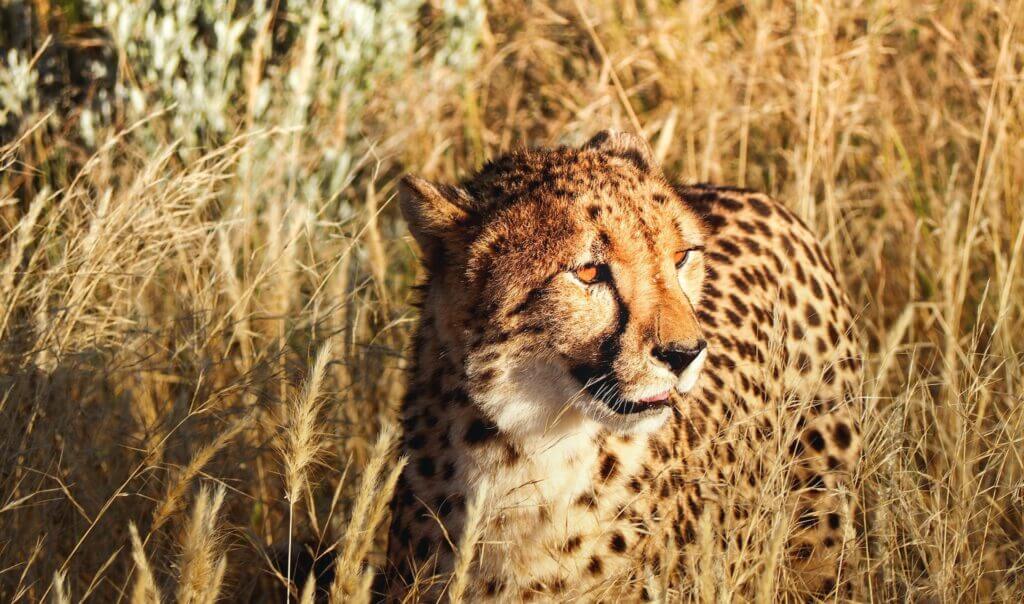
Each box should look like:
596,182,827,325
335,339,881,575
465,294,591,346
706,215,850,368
381,131,862,601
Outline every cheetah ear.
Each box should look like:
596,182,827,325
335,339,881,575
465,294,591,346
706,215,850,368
583,129,659,174
399,175,475,254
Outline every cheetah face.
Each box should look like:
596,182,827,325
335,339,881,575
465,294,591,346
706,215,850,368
401,131,708,437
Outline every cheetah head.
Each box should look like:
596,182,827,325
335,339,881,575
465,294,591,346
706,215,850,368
401,131,708,437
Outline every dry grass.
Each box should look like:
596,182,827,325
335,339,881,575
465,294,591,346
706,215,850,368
1,0,1023,601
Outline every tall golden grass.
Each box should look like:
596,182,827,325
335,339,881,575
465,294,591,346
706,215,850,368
1,0,1022,600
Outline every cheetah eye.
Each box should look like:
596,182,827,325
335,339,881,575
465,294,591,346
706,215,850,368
572,263,608,285
674,247,703,269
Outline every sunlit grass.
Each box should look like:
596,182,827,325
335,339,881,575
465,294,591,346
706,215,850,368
1,0,1022,600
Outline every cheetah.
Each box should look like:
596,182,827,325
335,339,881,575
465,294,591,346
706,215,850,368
381,131,862,601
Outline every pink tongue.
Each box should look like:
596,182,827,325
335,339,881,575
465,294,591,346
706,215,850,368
639,391,670,404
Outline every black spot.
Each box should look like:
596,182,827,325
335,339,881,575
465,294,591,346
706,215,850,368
806,303,822,327
588,130,611,146
562,535,582,553
781,236,796,257
725,309,743,327
599,454,618,480
588,205,602,219
576,492,596,508
806,429,825,452
719,239,742,257
834,422,852,449
702,213,727,230
504,443,521,465
729,294,748,314
465,418,499,445
748,197,772,216
828,512,841,530
697,310,717,328
796,509,818,528
415,537,432,559
550,578,566,593
609,532,627,552
588,555,603,575
436,495,456,516
797,352,813,373
687,495,703,518
717,196,744,212
828,323,841,346
615,149,650,173
736,219,756,234
484,578,503,595
474,367,499,384
683,521,695,543
810,276,823,298
819,578,837,594
417,457,436,477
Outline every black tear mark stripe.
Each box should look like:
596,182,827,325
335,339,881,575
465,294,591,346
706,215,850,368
505,272,561,322
508,284,546,317
568,275,630,402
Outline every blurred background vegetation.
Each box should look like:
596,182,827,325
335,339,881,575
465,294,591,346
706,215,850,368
1,0,1023,601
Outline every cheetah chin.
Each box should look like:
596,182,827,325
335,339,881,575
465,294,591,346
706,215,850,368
473,356,677,439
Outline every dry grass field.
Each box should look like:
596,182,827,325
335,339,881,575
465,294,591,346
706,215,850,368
1,0,1023,601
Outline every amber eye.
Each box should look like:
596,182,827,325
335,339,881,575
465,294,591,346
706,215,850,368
573,264,602,285
673,250,689,268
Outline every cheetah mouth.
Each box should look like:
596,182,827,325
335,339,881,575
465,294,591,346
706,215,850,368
568,364,673,416
604,397,673,415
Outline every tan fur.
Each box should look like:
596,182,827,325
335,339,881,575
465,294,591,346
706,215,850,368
381,131,862,601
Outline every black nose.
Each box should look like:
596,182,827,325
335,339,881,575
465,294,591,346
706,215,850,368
652,339,707,374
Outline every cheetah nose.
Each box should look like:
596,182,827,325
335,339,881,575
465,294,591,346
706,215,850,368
652,339,707,375
674,346,707,394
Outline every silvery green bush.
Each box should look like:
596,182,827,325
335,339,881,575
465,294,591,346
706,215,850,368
77,0,485,156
